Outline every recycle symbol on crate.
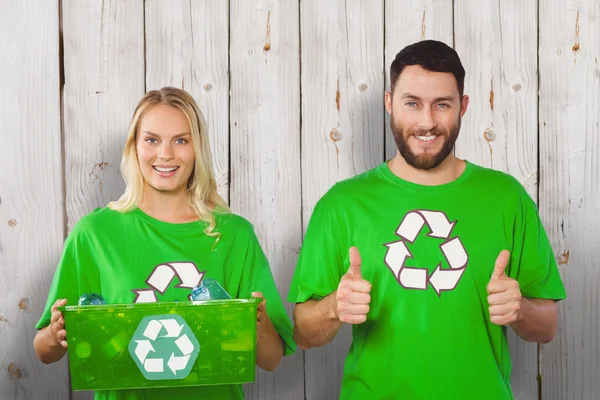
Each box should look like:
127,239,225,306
128,314,200,380
383,209,469,295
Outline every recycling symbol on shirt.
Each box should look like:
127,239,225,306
128,314,200,380
383,210,469,295
133,262,205,303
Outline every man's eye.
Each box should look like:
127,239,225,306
406,102,418,107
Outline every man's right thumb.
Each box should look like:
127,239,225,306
348,246,362,278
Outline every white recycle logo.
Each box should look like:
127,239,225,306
384,210,468,295
129,314,200,380
133,262,205,303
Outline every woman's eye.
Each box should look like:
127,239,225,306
175,138,188,144
145,138,158,144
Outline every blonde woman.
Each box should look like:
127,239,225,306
33,87,295,399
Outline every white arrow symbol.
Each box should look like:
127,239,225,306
429,264,466,295
170,262,205,289
441,237,468,269
395,212,425,243
384,240,428,289
399,266,428,290
143,320,163,341
133,289,157,303
167,353,190,375
175,334,195,356
419,211,456,239
160,319,184,338
144,358,164,373
384,240,413,278
147,264,177,294
134,340,155,363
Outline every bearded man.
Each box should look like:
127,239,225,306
288,40,566,400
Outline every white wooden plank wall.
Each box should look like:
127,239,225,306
0,1,68,399
63,0,145,232
228,1,304,399
539,1,600,400
1,1,598,399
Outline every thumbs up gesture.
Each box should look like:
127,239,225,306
335,247,372,324
487,250,522,326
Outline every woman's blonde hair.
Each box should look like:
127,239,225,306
108,86,229,239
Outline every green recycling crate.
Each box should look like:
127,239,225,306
59,299,259,391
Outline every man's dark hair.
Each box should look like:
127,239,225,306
390,40,465,96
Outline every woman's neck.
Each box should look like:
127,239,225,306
138,186,199,223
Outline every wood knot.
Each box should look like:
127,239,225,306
483,128,496,142
203,83,213,92
8,363,22,379
95,162,109,170
264,10,271,53
8,219,16,227
558,250,570,265
329,128,342,142
512,83,522,92
358,83,368,92
572,43,580,52
18,298,29,311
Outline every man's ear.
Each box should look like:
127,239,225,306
460,94,469,117
385,91,393,115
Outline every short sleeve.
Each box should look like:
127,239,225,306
287,191,345,304
35,228,85,329
509,195,567,301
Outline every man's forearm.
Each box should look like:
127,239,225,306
293,293,342,349
510,298,558,343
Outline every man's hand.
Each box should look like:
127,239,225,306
487,250,522,326
335,247,372,324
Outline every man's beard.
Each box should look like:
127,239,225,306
390,114,461,170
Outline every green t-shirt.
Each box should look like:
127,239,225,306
37,207,296,400
288,160,566,400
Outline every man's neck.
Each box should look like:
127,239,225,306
138,186,199,223
388,153,466,186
